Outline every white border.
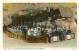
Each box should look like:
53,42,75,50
1,0,78,3
0,0,79,50
0,1,3,50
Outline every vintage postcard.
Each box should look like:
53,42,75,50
3,2,77,50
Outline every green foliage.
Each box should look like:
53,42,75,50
4,17,12,25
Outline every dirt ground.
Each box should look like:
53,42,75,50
3,33,77,48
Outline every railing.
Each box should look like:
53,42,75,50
4,29,75,44
4,30,48,44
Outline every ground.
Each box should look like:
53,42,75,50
3,33,77,48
